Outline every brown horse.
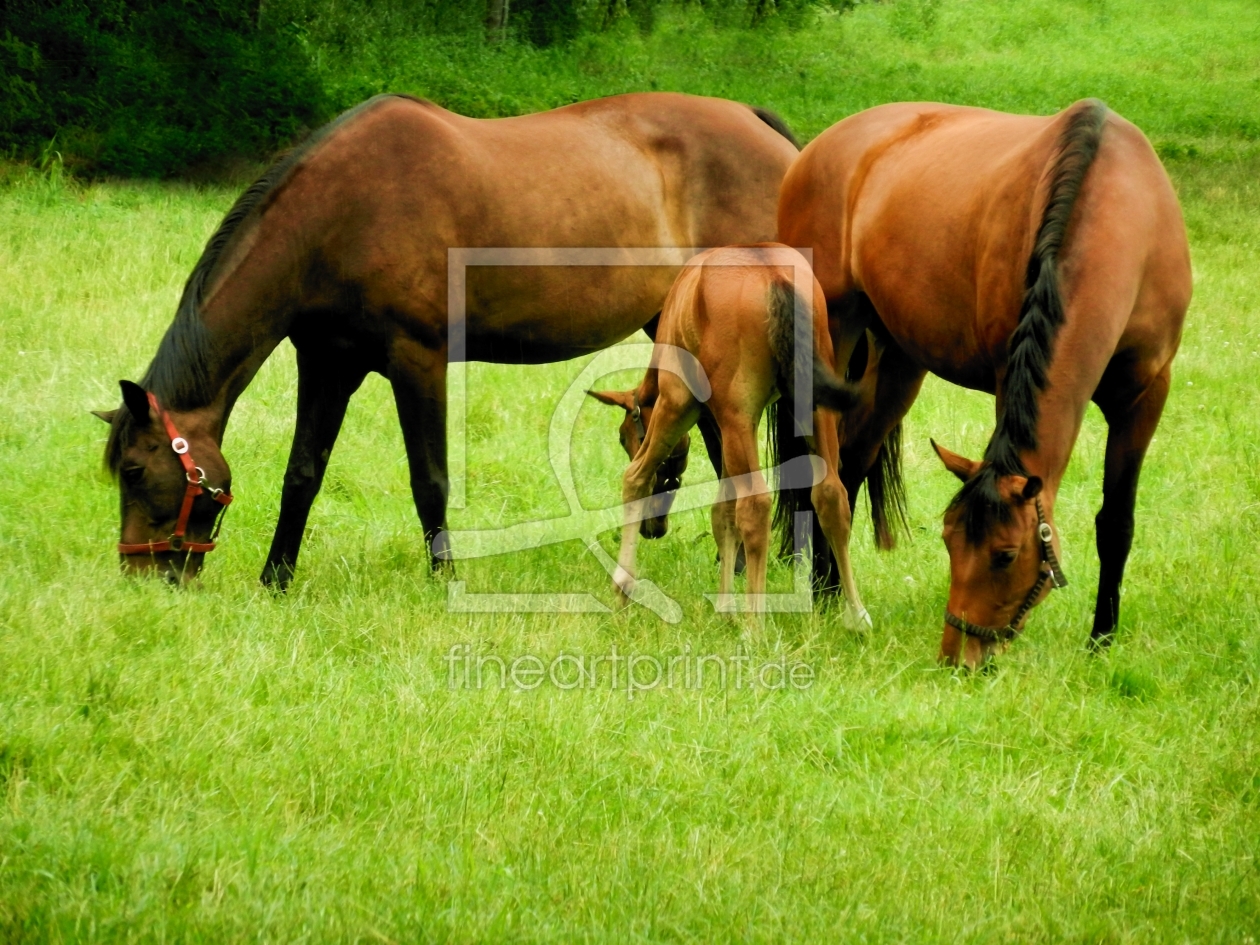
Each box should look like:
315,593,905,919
602,244,868,622
94,92,798,584
778,100,1191,667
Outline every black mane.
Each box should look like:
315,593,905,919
751,106,800,149
951,99,1108,541
106,94,415,473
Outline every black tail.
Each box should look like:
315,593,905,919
866,421,908,550
765,278,859,558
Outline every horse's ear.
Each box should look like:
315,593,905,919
1021,476,1043,500
91,409,118,425
931,439,982,482
586,389,634,411
119,380,152,425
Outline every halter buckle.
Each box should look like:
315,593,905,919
171,436,189,454
630,397,646,439
1038,522,1053,543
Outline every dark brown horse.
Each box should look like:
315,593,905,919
778,100,1191,668
94,92,798,584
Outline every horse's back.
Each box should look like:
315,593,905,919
659,245,825,391
257,93,797,361
325,92,794,248
779,101,1188,385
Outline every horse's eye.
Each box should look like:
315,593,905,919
121,465,144,486
992,550,1017,570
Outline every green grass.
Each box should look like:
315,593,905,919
2,0,1260,940
313,0,1260,156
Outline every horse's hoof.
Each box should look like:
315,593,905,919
260,563,293,591
845,607,872,631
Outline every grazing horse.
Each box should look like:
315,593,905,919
94,92,798,584
604,244,868,623
778,100,1191,667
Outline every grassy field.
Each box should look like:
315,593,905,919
3,0,1260,941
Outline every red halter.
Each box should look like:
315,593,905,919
117,392,233,556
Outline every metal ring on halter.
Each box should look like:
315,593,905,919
630,394,645,440
188,466,206,485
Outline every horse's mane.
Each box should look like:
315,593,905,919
951,99,1108,541
750,106,800,149
106,94,422,473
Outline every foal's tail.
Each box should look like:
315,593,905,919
765,277,860,558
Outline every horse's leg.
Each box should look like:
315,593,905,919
713,475,739,612
616,384,698,606
388,339,452,573
715,419,770,618
812,298,877,594
1090,364,1172,647
810,412,870,629
261,347,369,589
838,344,927,548
696,407,746,575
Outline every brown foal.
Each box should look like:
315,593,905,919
595,245,868,623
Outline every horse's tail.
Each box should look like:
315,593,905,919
765,277,860,557
866,420,908,550
985,99,1108,477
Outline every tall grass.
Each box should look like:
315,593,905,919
1,0,1259,940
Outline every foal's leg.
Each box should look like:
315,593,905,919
616,386,698,606
712,475,739,612
262,345,369,589
1090,364,1172,646
698,407,746,576
810,412,871,629
388,337,453,573
715,418,771,617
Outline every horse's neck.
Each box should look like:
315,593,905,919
192,218,312,431
638,370,661,405
1021,383,1092,511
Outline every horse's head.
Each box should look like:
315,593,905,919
95,381,233,584
587,388,689,539
932,440,1067,670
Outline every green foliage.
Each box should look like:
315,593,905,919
1,0,859,176
0,0,326,176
